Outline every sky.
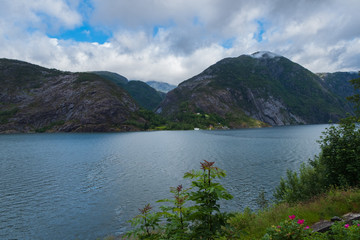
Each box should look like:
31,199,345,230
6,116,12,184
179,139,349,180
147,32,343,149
1,0,360,85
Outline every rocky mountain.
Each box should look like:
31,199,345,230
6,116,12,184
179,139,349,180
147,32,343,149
0,59,142,133
92,72,164,110
146,81,176,93
158,51,354,127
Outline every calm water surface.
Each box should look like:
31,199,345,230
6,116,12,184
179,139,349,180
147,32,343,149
0,124,329,239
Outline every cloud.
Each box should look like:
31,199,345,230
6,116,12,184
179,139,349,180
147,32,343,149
0,0,359,84
0,0,82,34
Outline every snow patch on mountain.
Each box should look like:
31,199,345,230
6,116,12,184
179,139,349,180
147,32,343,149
250,51,281,59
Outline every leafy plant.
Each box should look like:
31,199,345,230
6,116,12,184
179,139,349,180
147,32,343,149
157,185,191,239
125,204,161,239
184,160,233,239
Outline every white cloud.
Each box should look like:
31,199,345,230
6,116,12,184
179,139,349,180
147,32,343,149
0,0,359,85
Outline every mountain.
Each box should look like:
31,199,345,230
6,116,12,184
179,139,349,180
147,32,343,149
317,71,358,102
146,81,177,93
0,59,142,133
92,72,164,110
158,51,353,128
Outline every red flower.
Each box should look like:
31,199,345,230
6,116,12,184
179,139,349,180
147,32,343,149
297,219,304,225
289,215,296,220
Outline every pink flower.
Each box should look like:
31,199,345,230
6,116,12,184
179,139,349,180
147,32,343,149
297,219,304,225
344,224,349,228
304,226,310,230
277,225,281,229
289,215,296,220
357,224,360,227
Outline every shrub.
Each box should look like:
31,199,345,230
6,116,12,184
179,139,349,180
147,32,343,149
262,215,311,240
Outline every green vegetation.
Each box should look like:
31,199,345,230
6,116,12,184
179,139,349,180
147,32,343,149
126,107,247,131
165,101,268,130
122,173,360,239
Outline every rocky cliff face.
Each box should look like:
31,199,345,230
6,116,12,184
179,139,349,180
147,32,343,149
158,52,353,127
0,59,139,133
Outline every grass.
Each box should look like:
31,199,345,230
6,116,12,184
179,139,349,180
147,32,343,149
224,188,360,239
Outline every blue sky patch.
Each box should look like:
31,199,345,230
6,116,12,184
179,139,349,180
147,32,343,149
253,19,266,42
48,24,112,43
153,25,162,37
221,37,235,49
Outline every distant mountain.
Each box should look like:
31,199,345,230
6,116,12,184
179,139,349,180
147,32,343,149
92,72,164,110
125,80,165,111
158,51,354,128
0,59,144,133
146,81,176,93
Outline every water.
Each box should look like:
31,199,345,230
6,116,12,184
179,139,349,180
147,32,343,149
0,124,329,239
